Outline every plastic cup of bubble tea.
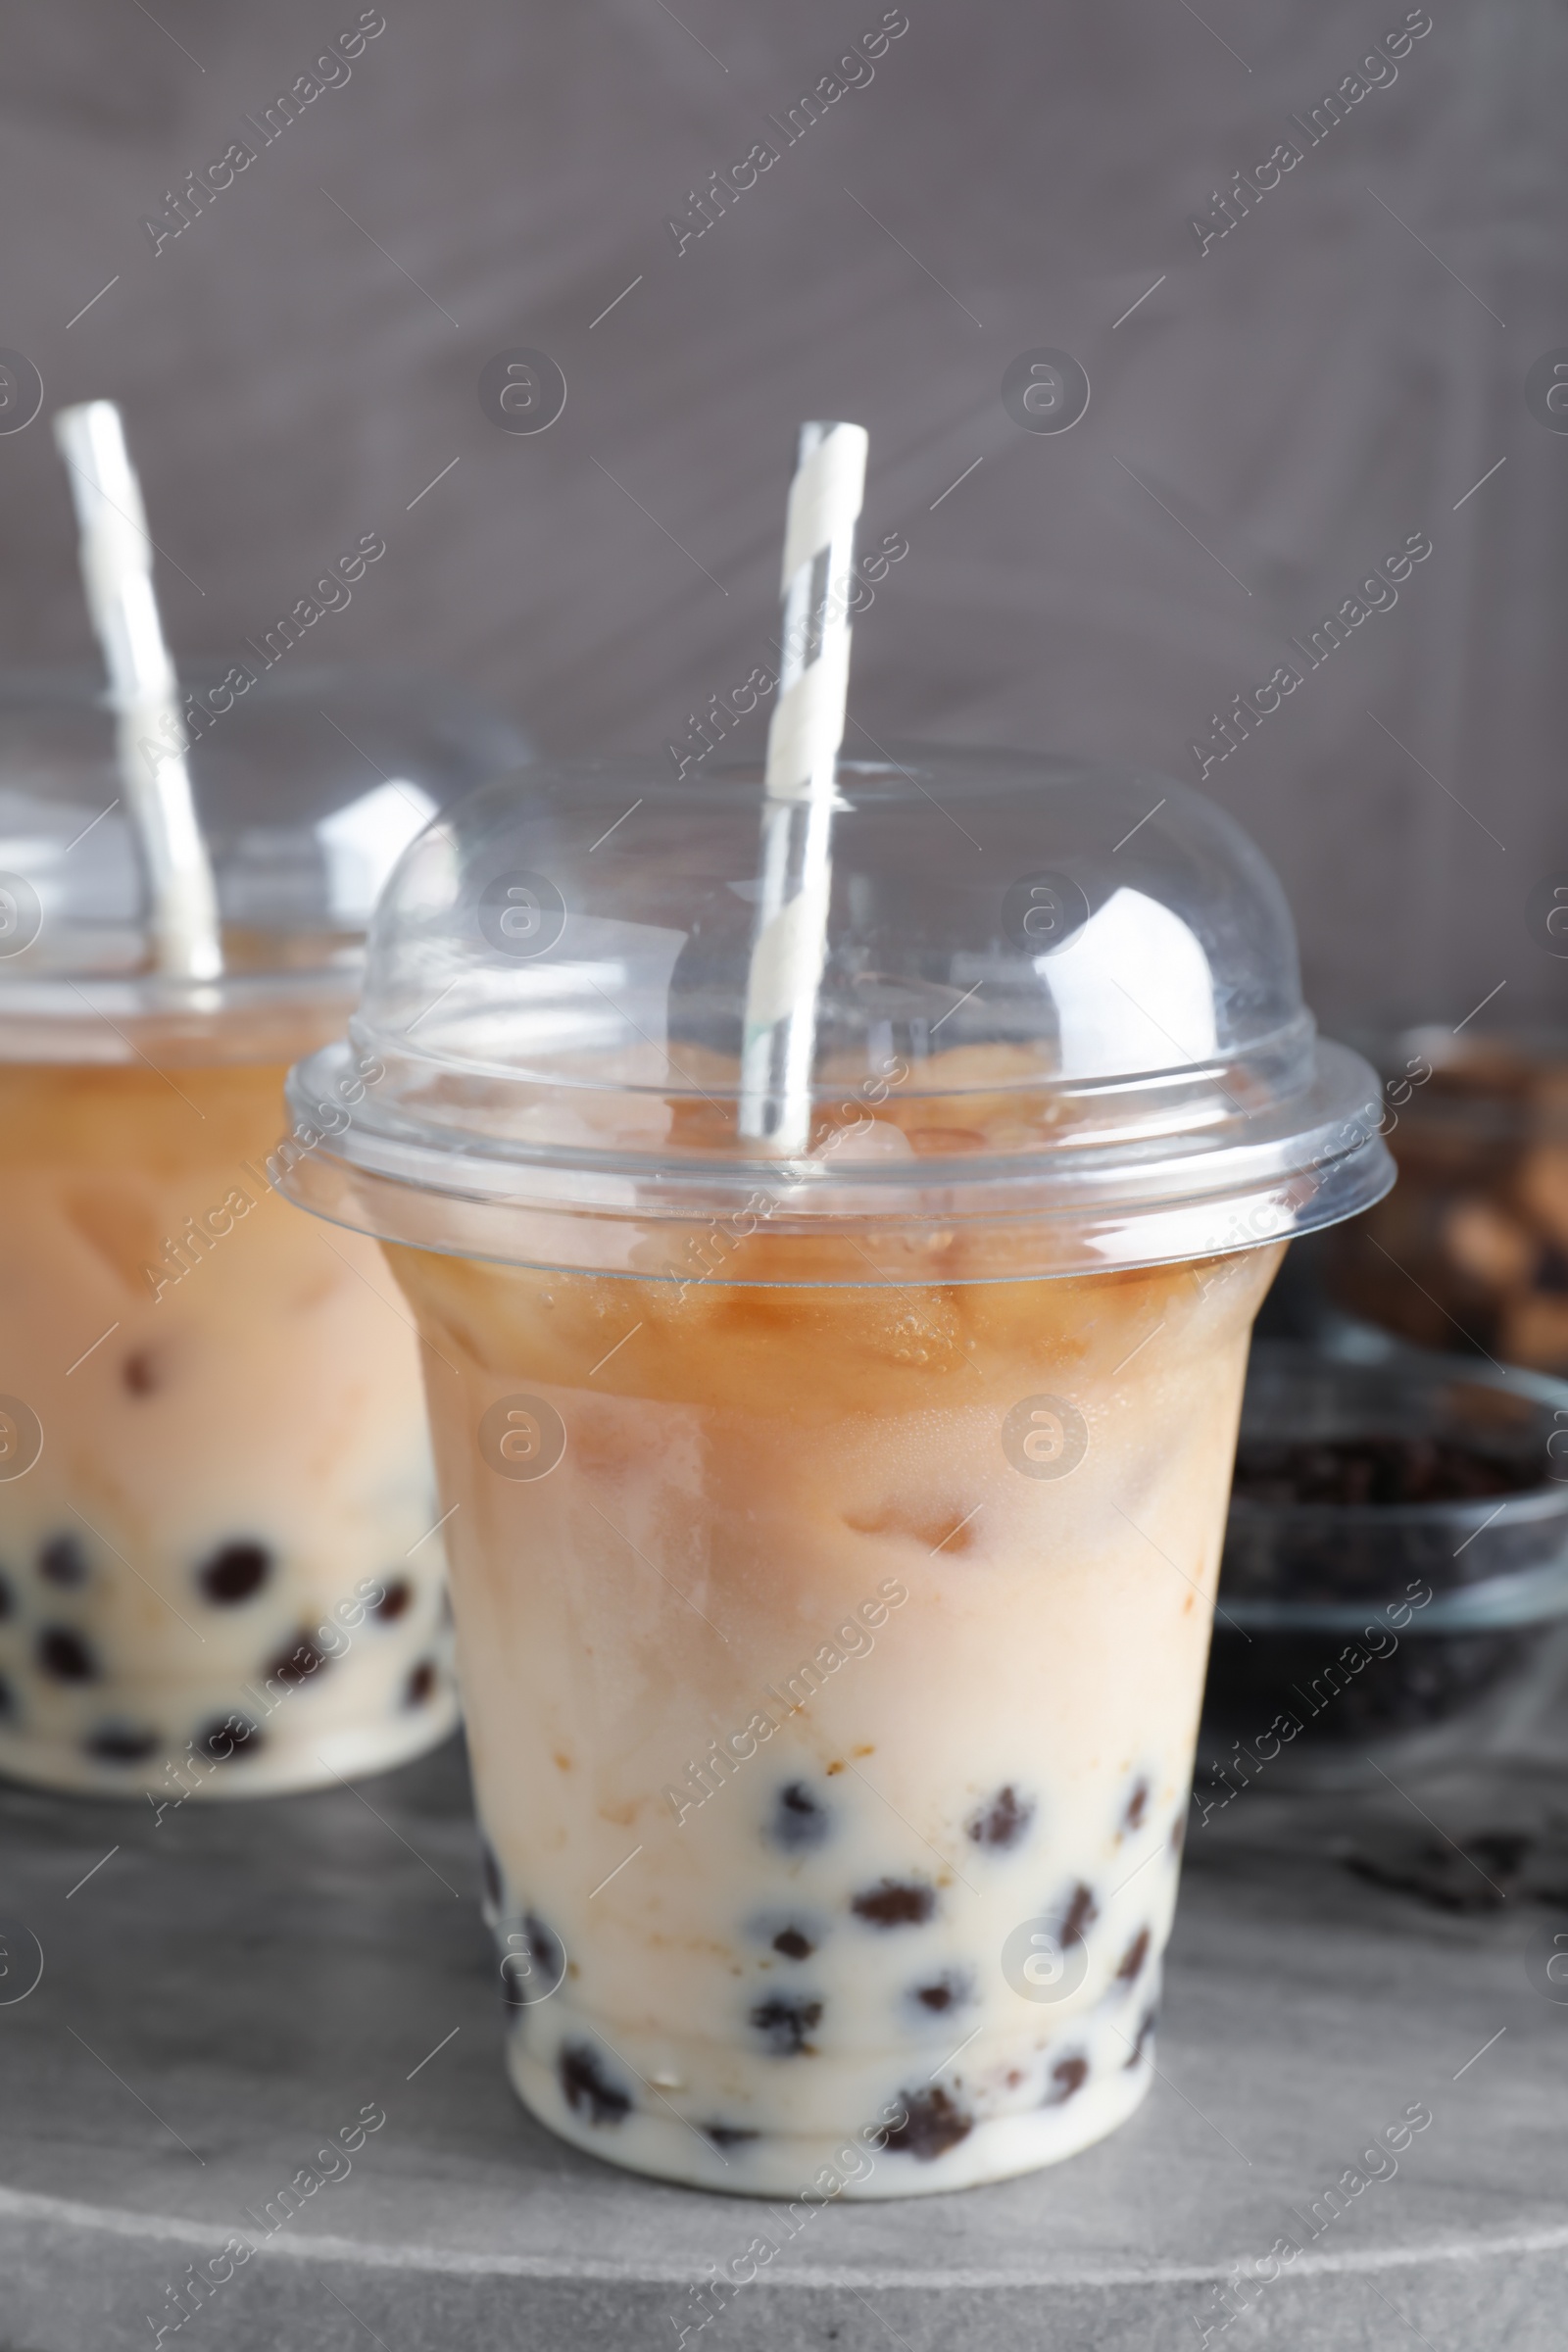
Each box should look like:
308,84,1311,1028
282,743,1393,2195
0,662,527,1798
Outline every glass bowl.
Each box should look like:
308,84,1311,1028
1197,1340,1568,1793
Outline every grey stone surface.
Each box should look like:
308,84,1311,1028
3,1729,1566,2350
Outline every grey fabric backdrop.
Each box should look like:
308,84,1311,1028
2,0,1564,1033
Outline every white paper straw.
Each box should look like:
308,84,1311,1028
738,419,868,1150
54,401,223,982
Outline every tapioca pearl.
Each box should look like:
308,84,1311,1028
517,1910,564,1987
1058,1881,1099,1946
1044,2054,1089,2106
747,1908,827,1958
196,1713,263,1764
909,1970,973,2015
197,1542,271,1605
558,2041,631,2126
748,1995,823,2056
37,1627,97,1683
372,1578,413,1623
883,2084,973,2161
38,1535,88,1589
86,1723,161,1765
500,1914,564,2013
852,1879,936,1929
122,1348,163,1397
404,1659,438,1708
1125,2005,1158,2068
265,1631,333,1690
0,1568,13,1619
765,1781,833,1852
1115,1927,1152,1987
702,2123,760,2150
0,1670,14,1716
965,1785,1035,1850
1123,1778,1151,1834
1170,1810,1187,1858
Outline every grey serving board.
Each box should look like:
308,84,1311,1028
3,1721,1566,2352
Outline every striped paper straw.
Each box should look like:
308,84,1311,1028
738,419,868,1150
54,401,223,982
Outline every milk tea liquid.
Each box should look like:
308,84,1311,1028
0,1056,456,1795
389,1224,1279,2195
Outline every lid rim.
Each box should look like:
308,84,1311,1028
285,1036,1383,1203
281,1036,1394,1270
274,1139,1392,1281
346,1006,1320,1106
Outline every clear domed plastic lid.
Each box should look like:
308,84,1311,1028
0,664,529,1062
283,746,1394,1279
